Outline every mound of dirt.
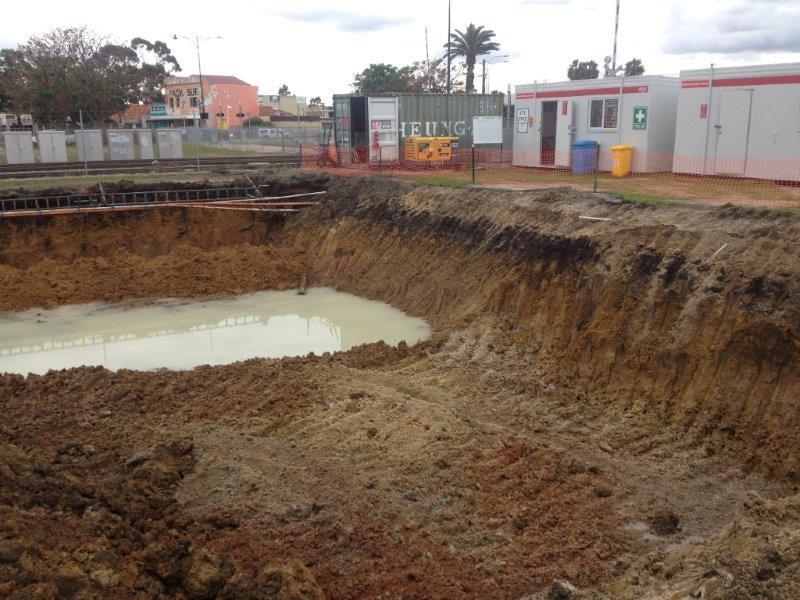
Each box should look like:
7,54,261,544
0,435,324,599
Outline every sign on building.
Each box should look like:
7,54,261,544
633,106,648,130
515,108,529,133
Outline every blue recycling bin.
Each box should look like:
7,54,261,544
572,140,599,174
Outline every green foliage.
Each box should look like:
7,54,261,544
278,84,291,96
624,58,645,76
352,63,415,95
408,59,464,94
567,59,600,80
352,60,465,95
0,28,180,125
309,96,323,106
444,24,500,93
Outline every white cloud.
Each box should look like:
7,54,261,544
663,0,800,54
273,9,412,32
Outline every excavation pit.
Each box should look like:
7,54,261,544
0,172,799,599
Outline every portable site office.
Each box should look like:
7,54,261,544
673,62,800,182
332,93,504,165
512,76,679,173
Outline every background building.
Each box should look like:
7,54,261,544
258,95,308,117
165,75,259,129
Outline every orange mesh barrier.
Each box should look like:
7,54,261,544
300,145,800,210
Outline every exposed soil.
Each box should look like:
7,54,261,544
1,172,799,599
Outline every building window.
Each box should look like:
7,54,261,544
169,97,174,109
589,98,618,129
190,97,198,107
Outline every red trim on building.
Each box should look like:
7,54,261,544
516,85,648,100
682,74,800,88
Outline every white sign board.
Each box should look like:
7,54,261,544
472,116,503,145
516,108,529,133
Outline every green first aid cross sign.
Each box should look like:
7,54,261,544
633,106,648,130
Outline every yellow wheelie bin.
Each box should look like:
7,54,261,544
611,145,634,178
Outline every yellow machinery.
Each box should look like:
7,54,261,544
404,136,459,162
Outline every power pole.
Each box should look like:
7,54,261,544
612,0,621,73
446,0,452,95
482,59,486,94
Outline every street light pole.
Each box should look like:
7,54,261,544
173,34,221,127
195,35,205,127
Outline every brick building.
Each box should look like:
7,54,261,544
163,75,259,129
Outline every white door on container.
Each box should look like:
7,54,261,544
367,97,399,163
554,100,574,167
714,89,752,175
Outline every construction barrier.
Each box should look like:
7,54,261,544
300,145,800,210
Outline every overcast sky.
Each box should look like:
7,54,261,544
2,0,800,101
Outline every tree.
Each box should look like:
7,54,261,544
309,96,323,106
352,63,415,95
0,28,180,125
624,58,645,76
407,58,464,94
567,59,599,80
444,23,500,93
131,37,181,102
278,84,291,96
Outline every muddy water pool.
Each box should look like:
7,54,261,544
0,288,430,375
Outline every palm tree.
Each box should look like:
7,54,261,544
624,58,645,76
444,24,500,93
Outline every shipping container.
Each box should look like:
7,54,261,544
674,62,800,181
333,93,504,165
513,76,679,173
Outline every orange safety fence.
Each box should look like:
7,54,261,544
300,145,800,210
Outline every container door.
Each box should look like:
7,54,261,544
714,89,752,175
554,100,574,167
367,97,399,163
333,96,353,165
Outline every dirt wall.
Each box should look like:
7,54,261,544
284,177,800,482
1,174,798,481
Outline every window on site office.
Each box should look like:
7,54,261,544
589,98,618,129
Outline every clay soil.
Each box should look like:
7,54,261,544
1,172,799,599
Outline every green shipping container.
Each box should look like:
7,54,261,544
333,93,505,164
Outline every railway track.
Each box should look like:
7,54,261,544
0,153,300,180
